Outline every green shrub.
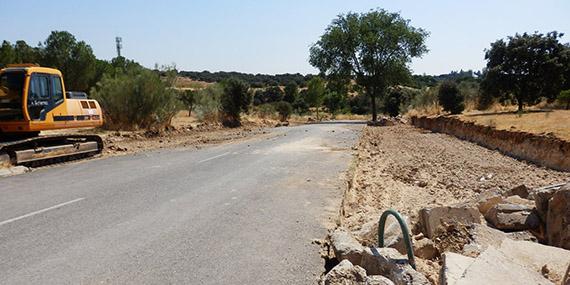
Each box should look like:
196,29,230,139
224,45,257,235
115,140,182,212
383,88,402,117
253,86,283,105
438,81,464,114
91,69,180,130
274,101,293,121
323,91,347,116
178,89,197,116
558,90,570,110
293,91,309,114
408,87,438,113
194,84,222,121
256,104,276,118
220,78,251,127
349,93,371,114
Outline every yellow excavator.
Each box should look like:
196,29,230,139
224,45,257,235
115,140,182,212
0,64,104,166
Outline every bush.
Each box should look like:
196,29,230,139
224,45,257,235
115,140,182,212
407,87,438,114
349,93,371,114
194,84,222,122
256,104,276,118
253,86,283,105
178,89,196,116
283,82,298,104
220,78,251,127
383,88,402,117
558,89,570,110
323,91,347,116
438,81,464,114
274,101,293,121
457,80,480,110
91,69,180,130
293,90,310,114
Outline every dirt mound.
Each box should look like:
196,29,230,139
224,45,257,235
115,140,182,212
340,125,570,281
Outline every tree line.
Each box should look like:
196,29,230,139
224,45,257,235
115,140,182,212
178,70,314,88
308,9,570,120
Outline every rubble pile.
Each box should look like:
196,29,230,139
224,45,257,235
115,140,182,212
323,183,570,285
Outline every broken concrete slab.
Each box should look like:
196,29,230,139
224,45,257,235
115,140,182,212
546,186,570,250
462,223,506,256
534,183,568,222
455,246,554,285
440,252,475,285
360,247,430,285
506,231,538,242
366,275,395,285
322,259,367,285
419,205,481,239
560,265,570,285
330,228,365,265
498,238,570,284
353,214,410,248
477,190,504,215
504,195,535,207
412,238,439,260
506,184,531,199
484,203,540,231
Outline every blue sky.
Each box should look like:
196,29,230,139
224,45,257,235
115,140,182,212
1,0,568,75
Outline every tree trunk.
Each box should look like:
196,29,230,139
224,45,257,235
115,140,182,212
517,99,523,112
316,106,320,121
566,100,569,110
370,86,377,122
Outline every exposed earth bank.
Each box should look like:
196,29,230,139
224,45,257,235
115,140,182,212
329,124,570,284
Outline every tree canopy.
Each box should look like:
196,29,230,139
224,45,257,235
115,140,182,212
309,9,428,121
306,76,326,119
220,78,251,127
481,31,568,112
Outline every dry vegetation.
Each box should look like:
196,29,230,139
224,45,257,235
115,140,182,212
459,109,570,141
174,76,213,90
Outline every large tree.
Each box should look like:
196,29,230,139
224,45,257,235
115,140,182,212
0,41,15,67
309,9,428,121
480,32,568,112
41,31,97,91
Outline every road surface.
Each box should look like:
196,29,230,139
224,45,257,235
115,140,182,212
0,122,363,284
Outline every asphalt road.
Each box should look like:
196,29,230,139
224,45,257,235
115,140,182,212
0,122,363,284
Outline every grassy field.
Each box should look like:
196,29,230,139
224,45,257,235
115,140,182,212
460,109,570,141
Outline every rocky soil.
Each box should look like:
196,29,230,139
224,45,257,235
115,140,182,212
329,124,570,284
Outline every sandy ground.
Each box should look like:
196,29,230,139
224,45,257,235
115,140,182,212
460,109,570,141
340,124,570,282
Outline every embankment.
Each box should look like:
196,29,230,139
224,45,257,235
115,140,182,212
411,116,570,172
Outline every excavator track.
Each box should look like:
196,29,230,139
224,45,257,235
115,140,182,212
0,135,103,167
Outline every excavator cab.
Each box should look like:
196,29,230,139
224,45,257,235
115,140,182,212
0,64,104,166
0,70,25,121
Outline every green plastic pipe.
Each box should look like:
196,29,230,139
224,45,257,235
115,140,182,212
377,209,416,269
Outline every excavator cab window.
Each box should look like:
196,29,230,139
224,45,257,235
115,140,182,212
27,73,64,121
0,71,25,121
51,75,64,104
27,74,50,120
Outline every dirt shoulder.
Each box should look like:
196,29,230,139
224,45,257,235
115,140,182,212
339,124,570,281
41,114,280,159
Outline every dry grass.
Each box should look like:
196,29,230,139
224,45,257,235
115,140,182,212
174,77,212,90
460,109,570,141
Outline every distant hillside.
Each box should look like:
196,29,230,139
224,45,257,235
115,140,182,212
412,70,480,88
178,69,481,89
178,70,314,88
